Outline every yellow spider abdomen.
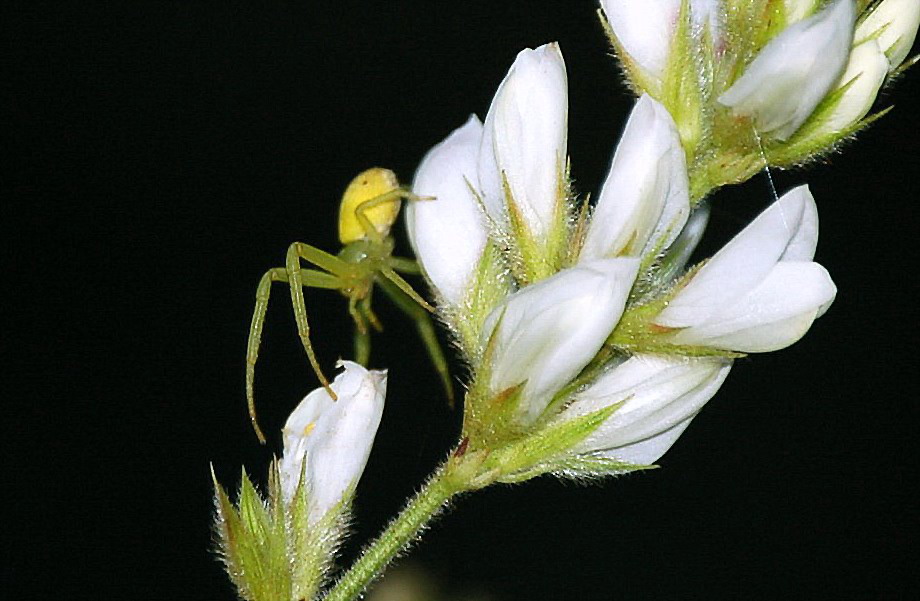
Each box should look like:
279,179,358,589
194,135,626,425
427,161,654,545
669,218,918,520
338,167,402,244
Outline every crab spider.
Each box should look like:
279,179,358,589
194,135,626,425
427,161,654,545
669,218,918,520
246,167,453,443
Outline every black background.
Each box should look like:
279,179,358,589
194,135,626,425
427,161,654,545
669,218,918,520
5,1,918,599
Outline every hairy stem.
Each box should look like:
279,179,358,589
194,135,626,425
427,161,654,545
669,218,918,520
324,464,461,601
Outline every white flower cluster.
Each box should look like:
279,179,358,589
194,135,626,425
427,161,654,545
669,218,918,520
606,0,919,141
406,0,917,464
215,3,918,599
264,0,919,536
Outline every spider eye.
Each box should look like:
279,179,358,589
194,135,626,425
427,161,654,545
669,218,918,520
338,167,401,243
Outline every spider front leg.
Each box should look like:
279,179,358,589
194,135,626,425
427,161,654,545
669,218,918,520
352,293,382,366
377,274,455,407
247,264,341,443
351,188,420,244
286,242,357,397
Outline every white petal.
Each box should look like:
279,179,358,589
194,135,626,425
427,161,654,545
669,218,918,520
601,0,682,82
670,261,837,351
780,185,819,261
580,95,690,262
280,382,336,503
478,43,568,238
718,0,856,140
656,186,814,328
408,115,488,305
560,355,731,453
483,258,639,424
856,0,920,69
598,416,694,465
819,39,889,134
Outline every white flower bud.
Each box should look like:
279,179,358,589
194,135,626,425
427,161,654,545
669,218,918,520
408,115,489,305
601,0,682,82
856,0,920,70
818,38,889,134
478,43,568,239
655,185,837,352
280,360,386,523
601,1,723,83
483,258,639,424
557,355,731,464
718,0,856,140
580,94,689,263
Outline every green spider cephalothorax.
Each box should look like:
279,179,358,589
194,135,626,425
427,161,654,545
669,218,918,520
246,167,453,442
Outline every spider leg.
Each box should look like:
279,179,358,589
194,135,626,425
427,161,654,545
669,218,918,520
353,294,376,366
348,294,368,335
377,276,455,408
387,256,422,275
380,266,435,312
247,266,341,443
354,328,371,366
361,286,384,332
352,189,415,243
287,242,354,401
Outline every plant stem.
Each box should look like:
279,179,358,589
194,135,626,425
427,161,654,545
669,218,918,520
324,464,460,601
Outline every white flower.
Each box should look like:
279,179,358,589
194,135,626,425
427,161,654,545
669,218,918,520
601,1,724,83
855,0,920,70
718,0,856,140
580,94,689,263
601,0,682,83
483,258,639,424
280,360,386,523
408,115,489,305
557,355,731,464
819,38,890,134
655,185,836,352
477,42,568,240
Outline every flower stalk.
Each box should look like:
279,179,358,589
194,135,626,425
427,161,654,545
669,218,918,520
323,465,459,601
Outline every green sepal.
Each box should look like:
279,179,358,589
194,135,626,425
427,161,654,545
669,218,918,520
659,0,706,162
213,468,252,599
462,307,529,451
212,467,292,601
481,403,619,484
451,241,511,363
465,382,528,454
500,163,570,285
891,54,919,78
768,107,893,168
502,172,542,285
279,459,332,601
500,451,657,484
212,462,353,601
546,452,658,480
